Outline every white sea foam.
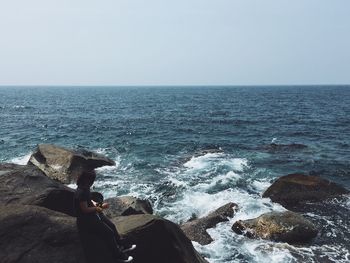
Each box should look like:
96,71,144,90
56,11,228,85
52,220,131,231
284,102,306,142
222,158,248,172
13,105,26,109
168,177,188,187
183,153,248,173
95,148,121,172
9,153,32,165
90,149,349,263
184,153,223,169
250,179,271,192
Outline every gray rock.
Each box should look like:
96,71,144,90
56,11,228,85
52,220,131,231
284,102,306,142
0,205,85,263
263,173,349,209
28,144,115,183
232,211,318,244
104,196,153,217
0,204,208,263
113,214,209,263
0,163,76,216
181,202,238,245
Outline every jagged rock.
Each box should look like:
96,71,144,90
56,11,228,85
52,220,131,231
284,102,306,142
113,214,208,263
28,144,115,183
0,205,85,263
232,211,318,244
0,163,102,217
181,202,238,245
104,196,153,217
0,204,207,263
263,173,349,209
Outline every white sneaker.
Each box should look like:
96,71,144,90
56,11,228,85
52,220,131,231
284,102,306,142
122,244,137,253
117,255,133,263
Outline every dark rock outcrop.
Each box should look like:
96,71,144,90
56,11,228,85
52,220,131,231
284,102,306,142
104,196,153,217
264,143,307,152
263,173,349,209
0,163,76,216
28,144,115,183
0,160,208,263
113,214,208,263
181,202,238,245
232,211,318,244
0,204,207,263
0,205,85,263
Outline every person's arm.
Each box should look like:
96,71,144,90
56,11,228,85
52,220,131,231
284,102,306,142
91,199,109,209
80,201,102,213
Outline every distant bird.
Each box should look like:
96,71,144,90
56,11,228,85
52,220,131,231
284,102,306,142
271,138,277,144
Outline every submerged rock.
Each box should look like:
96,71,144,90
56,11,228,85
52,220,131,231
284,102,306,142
104,196,153,217
28,144,115,183
181,202,238,245
232,211,318,244
264,143,308,152
262,173,349,209
113,214,208,263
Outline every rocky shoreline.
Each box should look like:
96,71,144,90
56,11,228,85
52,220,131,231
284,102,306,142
0,144,349,263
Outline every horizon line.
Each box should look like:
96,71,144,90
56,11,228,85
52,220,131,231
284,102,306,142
0,84,349,88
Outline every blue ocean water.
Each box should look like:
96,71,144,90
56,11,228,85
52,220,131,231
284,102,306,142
0,86,349,262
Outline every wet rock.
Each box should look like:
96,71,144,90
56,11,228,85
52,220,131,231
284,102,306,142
104,196,153,217
0,163,76,216
181,202,238,245
232,211,318,244
262,173,349,209
113,214,208,263
28,144,115,183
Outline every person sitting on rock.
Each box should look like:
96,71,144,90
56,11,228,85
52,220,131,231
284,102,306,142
74,169,136,263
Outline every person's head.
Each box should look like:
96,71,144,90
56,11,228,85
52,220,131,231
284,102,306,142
76,169,96,188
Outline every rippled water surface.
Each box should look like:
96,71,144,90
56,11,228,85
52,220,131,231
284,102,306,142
1,86,349,262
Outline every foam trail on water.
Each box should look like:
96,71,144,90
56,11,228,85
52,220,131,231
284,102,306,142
183,153,248,172
9,153,32,165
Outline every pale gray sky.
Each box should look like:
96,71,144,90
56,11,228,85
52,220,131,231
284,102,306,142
0,0,349,85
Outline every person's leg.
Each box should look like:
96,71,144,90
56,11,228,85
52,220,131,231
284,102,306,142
83,216,125,260
99,213,122,240
99,213,136,252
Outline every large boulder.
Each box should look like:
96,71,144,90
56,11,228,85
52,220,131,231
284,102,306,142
232,211,318,244
104,196,153,217
181,202,238,245
113,214,208,263
0,205,85,263
0,205,208,263
28,144,115,183
262,173,349,209
0,163,76,216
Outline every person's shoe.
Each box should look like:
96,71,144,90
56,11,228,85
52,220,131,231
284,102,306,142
122,244,136,253
117,255,133,263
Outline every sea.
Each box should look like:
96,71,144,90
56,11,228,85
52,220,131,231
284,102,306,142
0,86,349,263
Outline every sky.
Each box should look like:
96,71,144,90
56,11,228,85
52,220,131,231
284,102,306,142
0,0,349,86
